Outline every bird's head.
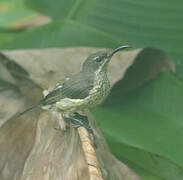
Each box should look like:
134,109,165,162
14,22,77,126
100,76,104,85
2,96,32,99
82,45,132,73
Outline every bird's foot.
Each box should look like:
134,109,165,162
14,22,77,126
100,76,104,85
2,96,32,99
64,113,93,134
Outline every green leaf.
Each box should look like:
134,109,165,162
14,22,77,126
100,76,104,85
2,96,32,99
93,72,183,179
22,0,183,77
25,0,77,19
0,21,119,49
120,158,163,180
0,0,36,29
0,0,183,77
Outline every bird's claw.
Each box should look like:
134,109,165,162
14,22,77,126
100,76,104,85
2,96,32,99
64,113,93,134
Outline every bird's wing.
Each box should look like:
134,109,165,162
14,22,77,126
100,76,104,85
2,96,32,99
40,73,94,106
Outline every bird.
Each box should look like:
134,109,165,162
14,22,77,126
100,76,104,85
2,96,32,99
17,45,131,127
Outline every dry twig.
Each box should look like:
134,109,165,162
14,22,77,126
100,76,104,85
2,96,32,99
78,126,103,180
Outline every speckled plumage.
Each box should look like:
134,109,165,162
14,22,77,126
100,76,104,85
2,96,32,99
41,66,110,114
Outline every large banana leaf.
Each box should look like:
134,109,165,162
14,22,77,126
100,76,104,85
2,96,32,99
94,72,183,180
0,0,183,77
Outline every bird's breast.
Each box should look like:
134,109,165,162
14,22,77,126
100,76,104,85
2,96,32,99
87,72,110,107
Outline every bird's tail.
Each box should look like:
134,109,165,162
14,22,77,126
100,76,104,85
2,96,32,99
15,104,41,119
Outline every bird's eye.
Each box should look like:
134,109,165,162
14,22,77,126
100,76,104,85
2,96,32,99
94,56,101,62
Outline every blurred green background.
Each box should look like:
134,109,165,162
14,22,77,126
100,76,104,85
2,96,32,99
1,0,183,179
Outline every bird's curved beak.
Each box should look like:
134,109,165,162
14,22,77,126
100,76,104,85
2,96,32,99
107,45,132,58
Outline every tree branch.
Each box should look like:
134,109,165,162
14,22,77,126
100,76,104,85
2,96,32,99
78,126,103,180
